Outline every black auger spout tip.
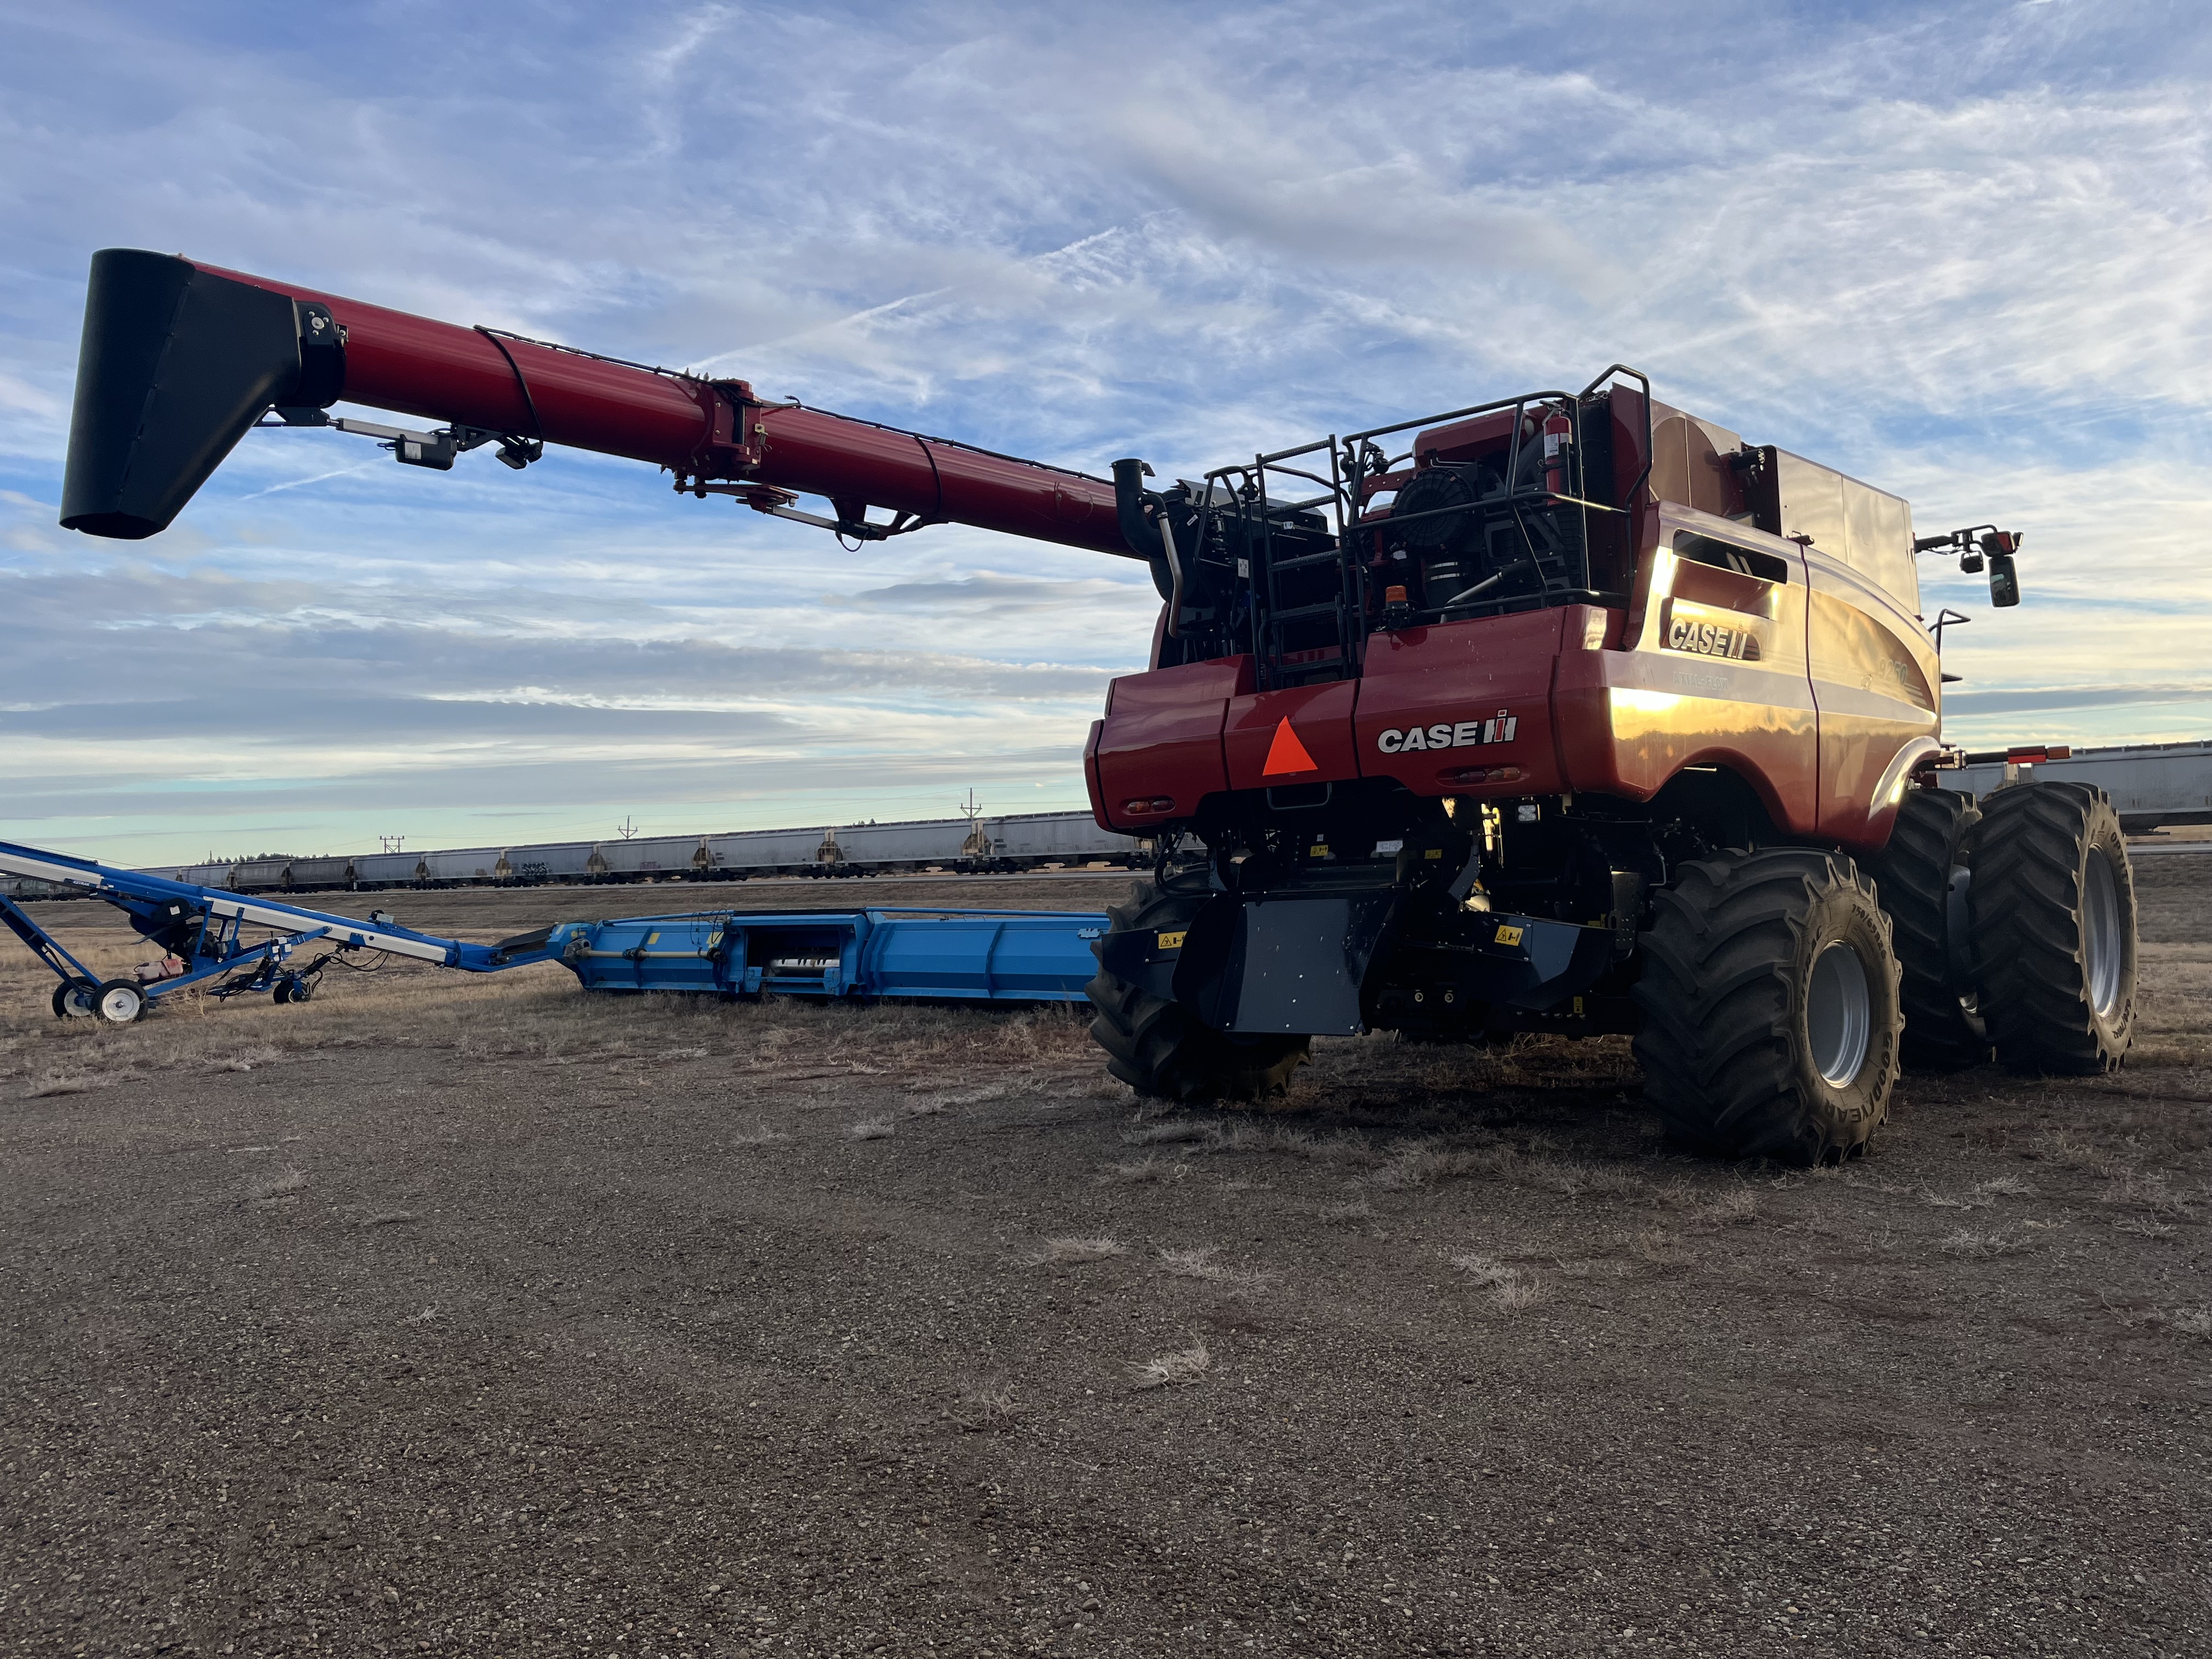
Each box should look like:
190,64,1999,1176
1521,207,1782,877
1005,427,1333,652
59,249,343,539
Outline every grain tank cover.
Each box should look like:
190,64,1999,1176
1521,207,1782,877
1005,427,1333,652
60,249,341,540
1771,449,1918,607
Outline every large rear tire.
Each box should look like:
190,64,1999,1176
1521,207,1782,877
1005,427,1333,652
1086,879,1310,1103
1633,847,1903,1165
1868,787,1991,1071
1968,782,2136,1074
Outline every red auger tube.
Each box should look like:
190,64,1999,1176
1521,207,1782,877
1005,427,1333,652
58,249,1132,556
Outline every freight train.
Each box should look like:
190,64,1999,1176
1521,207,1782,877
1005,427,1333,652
0,810,1144,901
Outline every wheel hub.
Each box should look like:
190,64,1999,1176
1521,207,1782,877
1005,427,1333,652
1807,941,1872,1086
2082,851,2123,1018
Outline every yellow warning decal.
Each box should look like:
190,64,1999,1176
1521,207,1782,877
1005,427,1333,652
646,932,661,945
1494,923,1525,946
1158,930,1187,951
1424,847,1444,859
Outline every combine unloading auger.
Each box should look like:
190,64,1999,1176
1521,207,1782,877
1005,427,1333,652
59,248,1132,554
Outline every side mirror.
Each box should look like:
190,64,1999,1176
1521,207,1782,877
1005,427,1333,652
1988,551,2021,608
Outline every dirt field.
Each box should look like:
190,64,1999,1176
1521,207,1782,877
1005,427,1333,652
3,861,2209,1657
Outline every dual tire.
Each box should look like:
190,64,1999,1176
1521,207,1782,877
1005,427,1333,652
1635,782,2140,1163
1633,848,1902,1165
1866,787,1990,1069
1967,782,2135,1073
1871,782,2136,1075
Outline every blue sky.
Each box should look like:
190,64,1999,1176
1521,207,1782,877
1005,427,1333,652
3,1,2208,863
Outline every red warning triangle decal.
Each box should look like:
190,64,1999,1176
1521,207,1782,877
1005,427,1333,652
1261,717,1318,776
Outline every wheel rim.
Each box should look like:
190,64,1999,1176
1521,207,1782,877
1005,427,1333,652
98,985,142,1023
1807,941,1872,1086
2083,851,2124,1019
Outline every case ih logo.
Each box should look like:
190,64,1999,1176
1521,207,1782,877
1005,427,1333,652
1376,710,1517,754
1665,617,1760,662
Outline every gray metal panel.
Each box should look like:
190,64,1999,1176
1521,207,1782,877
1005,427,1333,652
1941,740,2212,826
507,841,599,879
594,836,703,876
833,820,967,864
284,857,355,888
415,846,507,883
351,853,419,885
1776,447,1917,609
707,827,822,871
989,810,1139,860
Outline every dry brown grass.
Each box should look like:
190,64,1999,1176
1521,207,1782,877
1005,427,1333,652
2168,1310,2212,1342
1318,1196,1378,1230
242,1169,308,1204
1128,1341,1211,1389
1447,1251,1545,1311
1370,1140,1494,1190
1696,1187,1760,1228
949,1382,1022,1432
1122,1120,1209,1146
1627,1228,1695,1269
1938,1228,2030,1259
1103,1155,1186,1184
1152,1246,1271,1290
1036,1237,1127,1266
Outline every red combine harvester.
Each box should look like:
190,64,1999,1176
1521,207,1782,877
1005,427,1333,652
58,250,2137,1162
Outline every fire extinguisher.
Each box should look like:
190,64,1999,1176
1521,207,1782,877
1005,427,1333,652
1541,410,1573,497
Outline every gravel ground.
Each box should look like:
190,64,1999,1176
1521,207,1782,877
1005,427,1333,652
2,860,2208,1656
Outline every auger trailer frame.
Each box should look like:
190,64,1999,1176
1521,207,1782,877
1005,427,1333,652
0,839,1106,1023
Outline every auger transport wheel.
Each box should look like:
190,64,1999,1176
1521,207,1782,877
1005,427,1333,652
51,978,98,1020
93,979,147,1025
1968,781,2136,1074
1868,786,1991,1071
1086,879,1310,1104
1634,847,1903,1165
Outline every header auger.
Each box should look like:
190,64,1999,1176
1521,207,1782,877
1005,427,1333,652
57,247,2134,1165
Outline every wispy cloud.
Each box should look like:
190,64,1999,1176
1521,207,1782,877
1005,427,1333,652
2,1,2209,859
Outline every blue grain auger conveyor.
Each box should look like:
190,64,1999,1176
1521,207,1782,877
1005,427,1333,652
0,838,1108,1023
